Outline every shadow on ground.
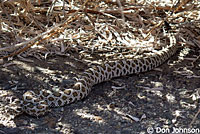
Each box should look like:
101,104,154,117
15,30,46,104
0,47,199,134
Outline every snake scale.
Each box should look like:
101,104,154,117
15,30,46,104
18,33,176,116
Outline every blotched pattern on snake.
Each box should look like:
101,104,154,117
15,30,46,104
18,33,177,116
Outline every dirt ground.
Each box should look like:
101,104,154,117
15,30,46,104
0,1,200,134
0,45,199,134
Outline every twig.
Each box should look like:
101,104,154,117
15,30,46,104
116,0,125,23
189,108,200,127
0,0,90,59
144,0,193,40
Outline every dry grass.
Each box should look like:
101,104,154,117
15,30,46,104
0,0,199,61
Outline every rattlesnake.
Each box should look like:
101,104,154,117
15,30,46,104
15,33,177,117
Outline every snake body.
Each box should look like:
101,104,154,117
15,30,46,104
21,33,177,116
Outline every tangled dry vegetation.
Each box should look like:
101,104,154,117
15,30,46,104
0,0,199,61
0,0,200,130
